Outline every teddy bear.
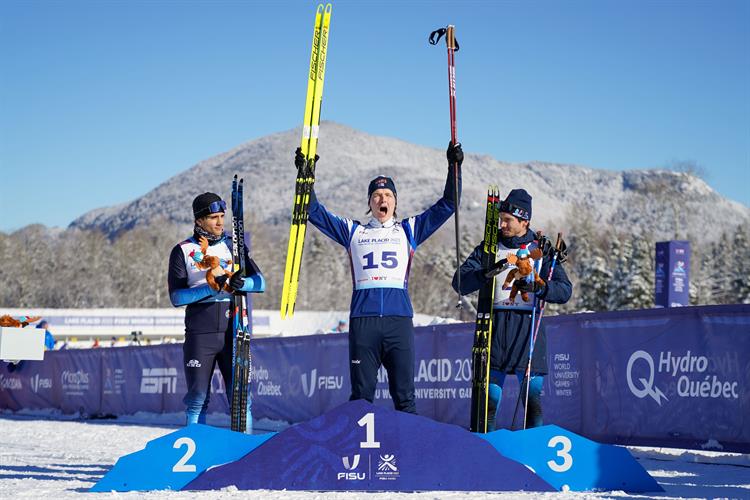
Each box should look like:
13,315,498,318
188,236,234,292
502,245,545,303
0,315,42,328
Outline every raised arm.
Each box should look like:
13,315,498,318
410,142,463,246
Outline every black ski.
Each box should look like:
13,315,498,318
470,186,500,433
230,176,252,433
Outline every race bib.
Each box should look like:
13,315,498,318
350,223,412,290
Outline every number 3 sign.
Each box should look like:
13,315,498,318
478,424,662,492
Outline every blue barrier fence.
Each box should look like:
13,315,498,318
2,305,748,452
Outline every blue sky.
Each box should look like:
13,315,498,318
1,0,748,231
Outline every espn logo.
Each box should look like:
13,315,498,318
140,368,178,394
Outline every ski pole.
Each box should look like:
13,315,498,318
430,25,462,310
511,233,563,430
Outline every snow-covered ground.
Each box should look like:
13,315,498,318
1,413,748,499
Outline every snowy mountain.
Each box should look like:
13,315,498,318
70,122,749,245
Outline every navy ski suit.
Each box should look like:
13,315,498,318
453,230,572,429
308,167,460,413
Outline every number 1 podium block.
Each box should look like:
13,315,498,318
185,399,554,492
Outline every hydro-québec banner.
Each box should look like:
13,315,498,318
1,305,748,452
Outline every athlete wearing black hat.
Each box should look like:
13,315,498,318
296,142,463,413
167,192,265,429
453,188,572,430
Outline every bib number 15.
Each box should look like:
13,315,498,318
363,251,398,270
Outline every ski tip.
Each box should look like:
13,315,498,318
324,3,332,14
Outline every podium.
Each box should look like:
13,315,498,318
92,400,662,493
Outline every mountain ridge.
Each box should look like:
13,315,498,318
70,121,749,245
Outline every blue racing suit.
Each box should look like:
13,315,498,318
308,166,460,413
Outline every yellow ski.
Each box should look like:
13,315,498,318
281,3,332,318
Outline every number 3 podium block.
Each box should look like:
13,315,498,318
479,425,663,493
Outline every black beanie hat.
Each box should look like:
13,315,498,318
501,188,532,221
192,192,225,219
367,176,397,201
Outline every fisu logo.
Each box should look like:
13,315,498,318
342,454,360,470
338,454,365,481
30,374,52,392
301,369,317,398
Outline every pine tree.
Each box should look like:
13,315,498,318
730,225,750,304
623,235,654,309
607,235,633,311
567,219,611,312
709,232,733,304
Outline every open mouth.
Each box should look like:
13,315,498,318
379,206,388,215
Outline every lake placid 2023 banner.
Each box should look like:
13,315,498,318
1,305,748,452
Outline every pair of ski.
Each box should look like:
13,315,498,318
280,3,332,319
230,175,251,433
469,187,501,433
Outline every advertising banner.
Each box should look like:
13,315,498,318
2,305,748,452
655,240,691,307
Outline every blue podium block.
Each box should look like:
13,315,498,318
91,424,275,492
185,400,554,492
479,425,663,492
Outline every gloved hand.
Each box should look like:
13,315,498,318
484,258,509,279
229,273,245,291
295,147,319,169
214,274,229,291
446,141,464,167
295,147,305,169
536,233,554,259
514,278,546,295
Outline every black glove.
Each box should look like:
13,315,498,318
514,278,545,295
294,147,305,169
214,274,229,290
446,141,463,167
229,273,245,291
484,258,509,279
294,147,319,170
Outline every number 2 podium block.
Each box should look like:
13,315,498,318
91,424,275,492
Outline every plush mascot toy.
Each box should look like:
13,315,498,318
502,245,545,302
0,315,42,328
188,236,233,292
